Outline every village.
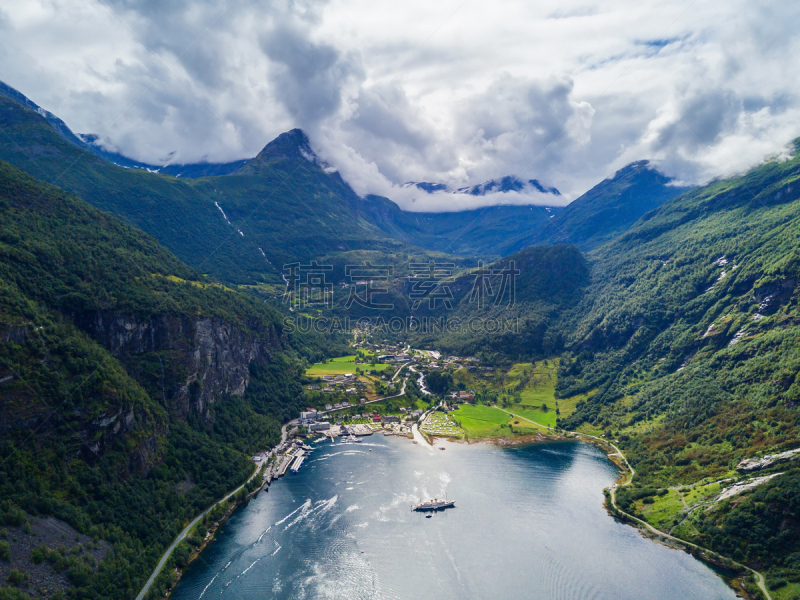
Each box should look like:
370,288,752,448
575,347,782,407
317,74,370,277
253,396,474,489
247,342,485,486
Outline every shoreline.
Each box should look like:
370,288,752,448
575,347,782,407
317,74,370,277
159,466,271,600
155,421,766,600
439,423,768,600
140,421,296,600
604,492,764,600
584,434,771,600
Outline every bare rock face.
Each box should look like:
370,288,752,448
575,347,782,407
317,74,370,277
736,447,800,472
85,404,167,475
74,310,282,420
3,309,283,475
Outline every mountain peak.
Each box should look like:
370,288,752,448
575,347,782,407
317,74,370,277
610,159,657,179
505,159,692,253
237,128,337,176
458,176,560,196
403,181,452,193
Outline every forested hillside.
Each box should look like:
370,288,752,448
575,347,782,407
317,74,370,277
0,87,467,286
400,245,589,357
2,75,800,599
0,92,275,285
0,160,340,599
555,140,800,592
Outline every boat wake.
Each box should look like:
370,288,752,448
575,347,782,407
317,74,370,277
275,499,311,526
197,573,217,598
283,495,338,532
241,559,260,575
256,526,271,543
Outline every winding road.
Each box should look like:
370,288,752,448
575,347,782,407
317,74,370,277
321,365,409,416
135,419,297,600
137,378,770,600
135,460,264,600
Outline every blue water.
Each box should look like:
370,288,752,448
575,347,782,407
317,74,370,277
171,437,737,600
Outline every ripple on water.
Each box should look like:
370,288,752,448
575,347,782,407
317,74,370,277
170,437,738,600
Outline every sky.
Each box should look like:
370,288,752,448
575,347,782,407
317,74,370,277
1,0,799,211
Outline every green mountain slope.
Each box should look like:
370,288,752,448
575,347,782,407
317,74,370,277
192,129,418,269
0,92,276,284
0,160,338,599
507,161,690,253
402,245,589,357
555,141,800,590
0,88,459,285
0,81,252,178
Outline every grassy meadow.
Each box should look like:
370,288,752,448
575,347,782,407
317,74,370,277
456,405,515,438
500,360,583,429
306,354,392,376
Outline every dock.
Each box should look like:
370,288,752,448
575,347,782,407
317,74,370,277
290,451,306,473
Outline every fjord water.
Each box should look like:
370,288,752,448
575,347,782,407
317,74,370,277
171,438,736,600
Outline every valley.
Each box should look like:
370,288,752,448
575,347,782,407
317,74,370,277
0,78,799,600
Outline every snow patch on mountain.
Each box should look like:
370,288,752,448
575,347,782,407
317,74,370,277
391,175,562,212
403,176,560,198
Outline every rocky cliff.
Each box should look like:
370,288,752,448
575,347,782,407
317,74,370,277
72,310,284,420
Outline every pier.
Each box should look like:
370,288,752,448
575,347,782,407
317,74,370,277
290,452,306,473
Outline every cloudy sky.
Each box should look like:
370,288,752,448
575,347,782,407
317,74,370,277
1,0,799,210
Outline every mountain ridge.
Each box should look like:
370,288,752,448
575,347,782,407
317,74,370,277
0,80,682,262
506,160,692,252
404,175,561,197
2,75,800,600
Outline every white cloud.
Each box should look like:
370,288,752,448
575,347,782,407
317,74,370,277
0,0,799,209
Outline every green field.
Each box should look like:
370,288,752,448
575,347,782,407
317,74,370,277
456,405,515,438
498,360,585,428
772,582,800,600
636,480,726,532
306,354,392,376
507,361,558,406
636,490,687,530
450,360,589,431
507,406,558,428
